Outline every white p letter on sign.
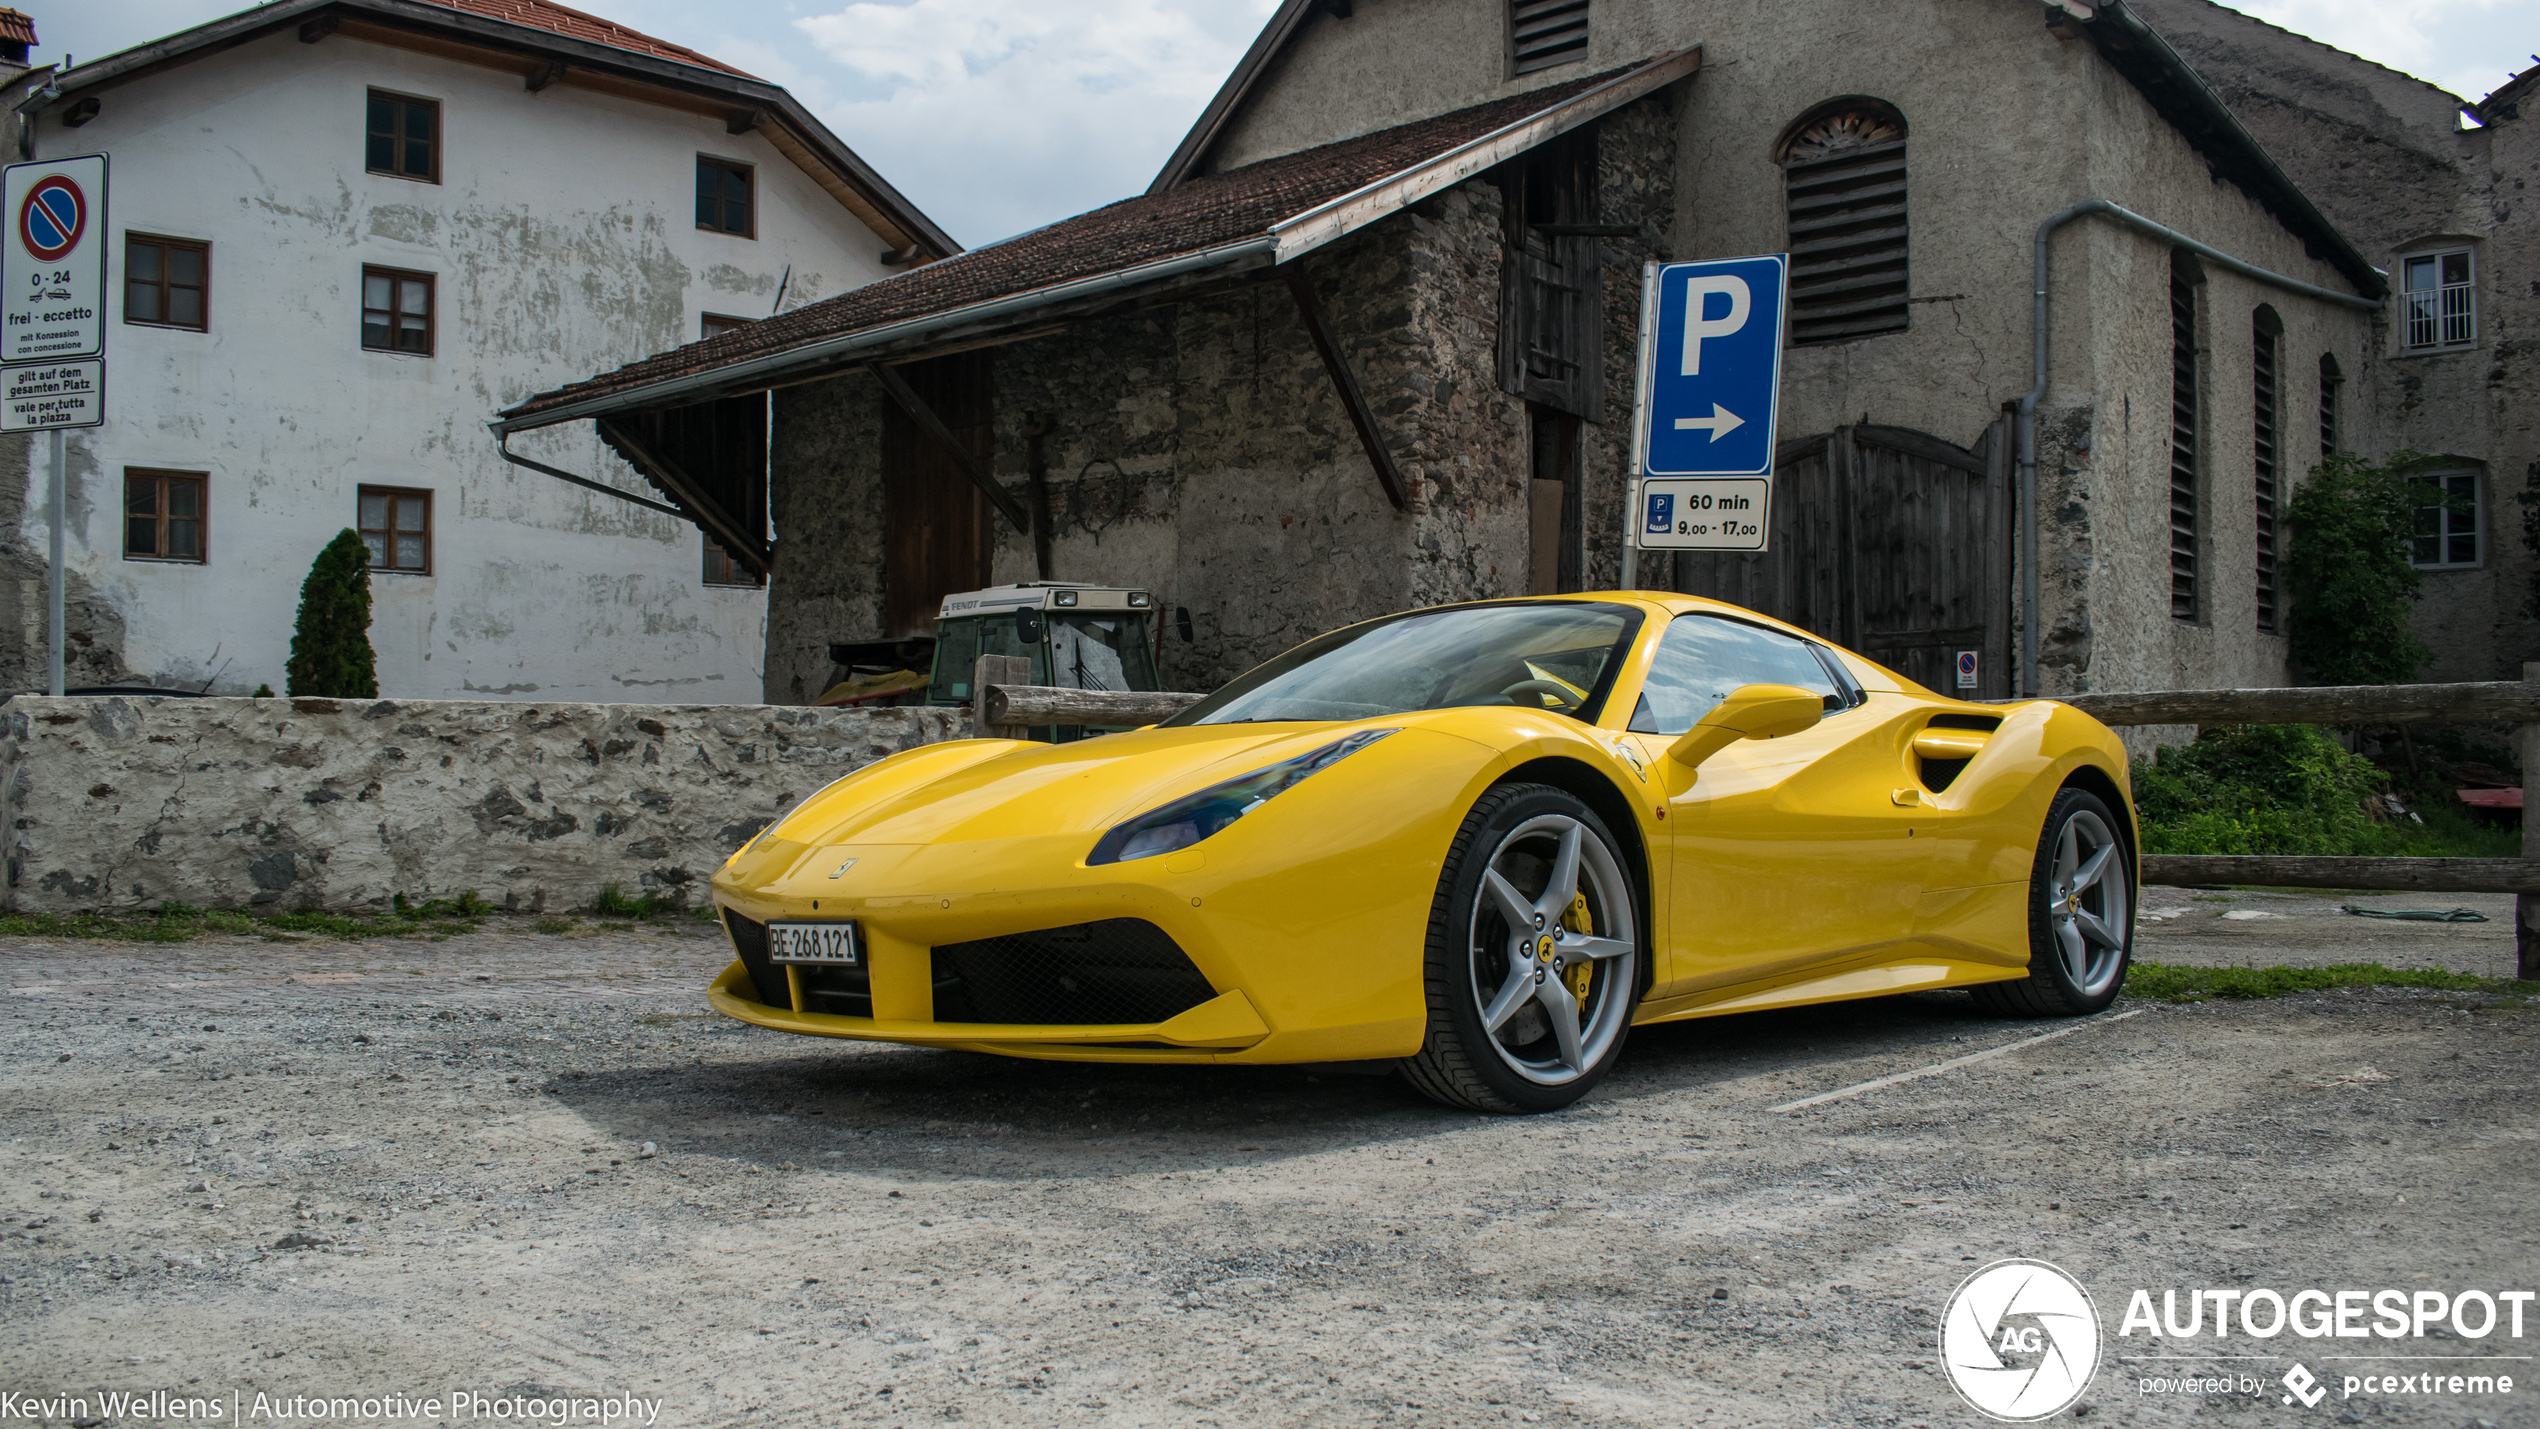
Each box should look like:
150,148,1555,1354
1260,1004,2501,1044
1679,275,1751,376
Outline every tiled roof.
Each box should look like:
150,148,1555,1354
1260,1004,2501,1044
0,9,35,48
421,0,748,76
503,65,1634,421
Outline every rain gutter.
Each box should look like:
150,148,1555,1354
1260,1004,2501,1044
2016,199,2382,697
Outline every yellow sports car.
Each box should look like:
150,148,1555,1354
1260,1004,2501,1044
709,593,2136,1112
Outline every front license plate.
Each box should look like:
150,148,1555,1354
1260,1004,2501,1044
767,921,860,965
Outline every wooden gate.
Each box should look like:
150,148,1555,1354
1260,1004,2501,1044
880,351,995,637
1667,421,2011,699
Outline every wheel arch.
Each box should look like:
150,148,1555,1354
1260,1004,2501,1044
1494,755,1657,996
2058,760,2138,873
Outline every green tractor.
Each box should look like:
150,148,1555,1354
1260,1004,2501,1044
926,584,1167,742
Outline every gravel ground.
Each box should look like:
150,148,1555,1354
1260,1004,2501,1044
4,911,2535,1428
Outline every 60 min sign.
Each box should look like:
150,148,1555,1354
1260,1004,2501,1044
1636,476,1770,552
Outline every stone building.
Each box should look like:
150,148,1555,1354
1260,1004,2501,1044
505,0,2448,705
2131,0,2539,682
4,0,951,699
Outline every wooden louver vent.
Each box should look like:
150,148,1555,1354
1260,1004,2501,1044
2169,265,2200,621
1511,0,1589,74
1782,107,1909,346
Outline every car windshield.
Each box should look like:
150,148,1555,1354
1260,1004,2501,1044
1168,603,1641,726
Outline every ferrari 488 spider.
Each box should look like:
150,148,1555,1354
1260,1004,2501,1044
709,593,2136,1111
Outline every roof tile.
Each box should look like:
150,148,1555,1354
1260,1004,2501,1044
423,0,749,76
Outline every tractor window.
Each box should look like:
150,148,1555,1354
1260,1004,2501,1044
1170,602,1640,726
925,616,1037,704
1047,615,1158,692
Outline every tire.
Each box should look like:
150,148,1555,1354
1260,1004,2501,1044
1970,786,2135,1017
1398,783,1642,1113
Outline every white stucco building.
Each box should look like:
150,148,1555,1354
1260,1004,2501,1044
9,0,953,699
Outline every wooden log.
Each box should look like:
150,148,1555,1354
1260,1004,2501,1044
2139,854,2540,894
971,657,1032,739
2053,680,2540,727
2054,680,2540,727
983,685,1205,729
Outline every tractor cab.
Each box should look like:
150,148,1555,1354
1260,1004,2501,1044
925,584,1165,741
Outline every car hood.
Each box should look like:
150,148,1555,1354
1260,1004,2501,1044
768,718,1476,852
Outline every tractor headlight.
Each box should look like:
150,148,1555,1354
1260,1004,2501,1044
1087,728,1398,866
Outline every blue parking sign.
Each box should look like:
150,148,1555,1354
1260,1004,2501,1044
1644,492,1673,533
1639,255,1786,478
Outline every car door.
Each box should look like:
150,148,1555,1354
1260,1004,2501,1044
1621,613,1932,999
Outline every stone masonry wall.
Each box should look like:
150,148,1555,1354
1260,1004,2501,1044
0,695,961,914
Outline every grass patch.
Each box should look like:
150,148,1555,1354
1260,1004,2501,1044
2127,960,2539,1003
0,892,494,944
588,883,691,920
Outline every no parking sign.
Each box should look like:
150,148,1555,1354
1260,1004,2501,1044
2,155,107,428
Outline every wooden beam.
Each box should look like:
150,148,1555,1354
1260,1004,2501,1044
2056,680,2540,727
2140,854,2540,895
861,362,1033,532
984,686,1205,729
593,417,771,578
1283,270,1410,512
524,57,566,92
726,107,766,136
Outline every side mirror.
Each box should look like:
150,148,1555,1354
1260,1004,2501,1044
1014,608,1044,645
1665,683,1826,770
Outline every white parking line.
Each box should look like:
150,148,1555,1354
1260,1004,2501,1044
1768,1007,2151,1114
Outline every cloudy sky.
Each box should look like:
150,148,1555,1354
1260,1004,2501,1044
42,0,2536,248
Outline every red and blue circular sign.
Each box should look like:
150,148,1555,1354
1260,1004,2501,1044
19,174,85,262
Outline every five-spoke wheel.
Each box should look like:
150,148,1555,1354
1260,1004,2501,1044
1402,784,1639,1112
1972,786,2134,1016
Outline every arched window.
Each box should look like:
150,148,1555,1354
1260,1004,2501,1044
1779,100,1908,345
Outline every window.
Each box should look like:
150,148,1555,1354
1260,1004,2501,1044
703,536,762,588
1496,128,1602,418
2318,353,2342,456
1509,0,1588,75
1780,102,1908,346
361,267,433,355
696,157,754,237
2169,252,2203,621
365,90,439,183
125,235,208,331
2253,309,2280,633
701,313,755,341
2410,470,2481,570
2400,248,2474,350
1626,614,1855,736
359,486,432,574
124,470,206,563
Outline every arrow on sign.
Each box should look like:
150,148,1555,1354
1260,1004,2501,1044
1672,403,1745,441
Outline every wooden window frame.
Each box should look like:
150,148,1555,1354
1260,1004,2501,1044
695,155,756,239
124,233,211,332
1509,0,1590,76
1780,100,1910,347
123,468,209,565
365,88,441,184
358,485,434,576
360,265,435,356
2409,468,2483,572
2398,247,2475,351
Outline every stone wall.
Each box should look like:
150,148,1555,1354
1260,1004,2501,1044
0,695,962,914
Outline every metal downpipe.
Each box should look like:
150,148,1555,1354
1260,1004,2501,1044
2015,199,2381,698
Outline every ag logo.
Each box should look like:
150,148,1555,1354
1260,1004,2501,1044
1941,1258,2101,1422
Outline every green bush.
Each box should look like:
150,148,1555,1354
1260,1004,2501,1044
2282,451,2432,685
286,528,378,699
2133,723,2517,858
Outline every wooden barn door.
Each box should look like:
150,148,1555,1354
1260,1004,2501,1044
1666,421,2009,698
880,351,995,637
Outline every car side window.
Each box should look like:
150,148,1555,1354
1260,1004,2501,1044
1628,614,1847,735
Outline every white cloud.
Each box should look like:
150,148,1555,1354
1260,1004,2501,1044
790,0,1277,244
2227,0,2534,102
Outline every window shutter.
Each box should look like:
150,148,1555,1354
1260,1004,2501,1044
1510,0,1589,75
1782,107,1908,346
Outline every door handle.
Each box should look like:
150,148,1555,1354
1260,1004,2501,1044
1891,787,1922,807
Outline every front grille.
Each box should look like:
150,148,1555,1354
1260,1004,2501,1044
930,919,1216,1026
721,908,787,1008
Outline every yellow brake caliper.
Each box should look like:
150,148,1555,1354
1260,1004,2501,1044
1561,893,1595,1005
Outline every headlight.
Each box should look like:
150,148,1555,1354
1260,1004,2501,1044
1053,590,1080,607
1087,728,1398,865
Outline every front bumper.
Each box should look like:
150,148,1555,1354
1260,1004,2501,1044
707,960,1276,1064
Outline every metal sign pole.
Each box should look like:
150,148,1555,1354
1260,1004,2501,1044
46,426,63,695
1618,261,1660,591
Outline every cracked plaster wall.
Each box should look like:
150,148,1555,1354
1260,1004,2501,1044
0,695,961,913
28,29,889,700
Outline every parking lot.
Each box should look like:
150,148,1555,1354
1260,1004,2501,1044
4,889,2533,1427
